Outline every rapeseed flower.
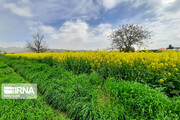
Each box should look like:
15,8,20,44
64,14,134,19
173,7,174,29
160,79,164,82
168,73,171,76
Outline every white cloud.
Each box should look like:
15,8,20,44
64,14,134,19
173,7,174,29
27,20,112,50
2,3,33,17
143,17,180,49
101,0,126,10
141,0,180,49
0,0,100,20
161,0,176,6
18,0,31,4
0,0,179,50
31,0,100,22
112,0,180,49
100,0,161,10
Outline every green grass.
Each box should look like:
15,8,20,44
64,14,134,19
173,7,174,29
2,56,179,120
101,78,180,119
36,55,180,97
0,60,69,120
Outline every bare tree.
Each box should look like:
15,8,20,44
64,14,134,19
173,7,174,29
26,33,48,53
109,24,151,52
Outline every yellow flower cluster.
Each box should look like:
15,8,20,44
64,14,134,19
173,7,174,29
168,73,172,76
160,79,164,82
6,50,180,70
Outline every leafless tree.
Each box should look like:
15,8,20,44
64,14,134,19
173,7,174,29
26,33,48,53
109,24,151,52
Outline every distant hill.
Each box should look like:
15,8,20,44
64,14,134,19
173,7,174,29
49,49,91,52
0,47,31,54
0,47,90,54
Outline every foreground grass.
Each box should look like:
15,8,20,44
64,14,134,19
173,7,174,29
2,56,179,120
0,61,69,120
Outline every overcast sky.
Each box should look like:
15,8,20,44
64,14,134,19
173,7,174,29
0,0,180,50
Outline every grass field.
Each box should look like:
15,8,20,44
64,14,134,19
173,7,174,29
1,51,180,119
0,57,69,120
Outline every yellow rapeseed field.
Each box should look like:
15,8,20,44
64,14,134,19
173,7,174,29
6,50,180,97
6,50,180,71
